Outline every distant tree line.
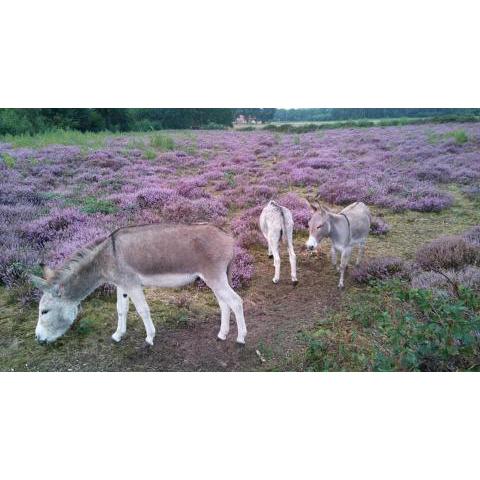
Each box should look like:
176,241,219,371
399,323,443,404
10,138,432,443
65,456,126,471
273,108,480,122
2,108,478,136
0,108,238,135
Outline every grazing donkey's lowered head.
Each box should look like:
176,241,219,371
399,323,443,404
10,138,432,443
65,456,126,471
30,240,108,344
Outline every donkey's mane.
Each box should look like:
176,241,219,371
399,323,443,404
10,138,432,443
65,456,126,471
50,236,108,284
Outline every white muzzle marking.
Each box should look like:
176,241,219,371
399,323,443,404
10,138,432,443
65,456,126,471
306,235,318,249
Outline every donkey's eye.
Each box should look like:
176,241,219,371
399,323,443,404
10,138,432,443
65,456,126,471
41,310,49,315
317,224,323,229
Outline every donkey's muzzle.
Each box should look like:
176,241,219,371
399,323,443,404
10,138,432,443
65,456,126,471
35,334,49,345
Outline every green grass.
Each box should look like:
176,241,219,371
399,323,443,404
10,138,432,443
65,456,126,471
143,149,157,160
366,186,480,259
81,197,118,215
223,170,236,187
0,129,116,149
1,152,16,168
445,129,469,144
150,132,175,151
0,128,177,151
427,129,469,145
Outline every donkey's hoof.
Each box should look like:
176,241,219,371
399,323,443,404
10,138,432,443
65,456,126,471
111,332,123,343
292,279,299,286
236,338,246,346
272,278,279,284
145,336,154,346
337,284,344,290
217,332,227,341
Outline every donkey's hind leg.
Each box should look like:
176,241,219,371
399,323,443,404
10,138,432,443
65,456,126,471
286,224,298,284
356,241,366,266
206,274,246,344
269,230,281,284
112,286,129,342
214,294,231,341
260,219,272,257
128,286,156,346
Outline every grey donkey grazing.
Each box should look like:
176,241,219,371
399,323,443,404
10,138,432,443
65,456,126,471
259,200,298,284
30,223,247,345
306,201,371,288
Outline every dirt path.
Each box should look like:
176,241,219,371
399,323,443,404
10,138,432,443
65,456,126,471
116,242,343,371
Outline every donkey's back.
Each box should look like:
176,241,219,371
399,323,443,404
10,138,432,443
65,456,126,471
112,223,235,284
340,202,370,242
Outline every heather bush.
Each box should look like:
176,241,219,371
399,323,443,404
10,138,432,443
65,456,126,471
231,205,265,248
230,246,255,288
351,257,408,284
415,235,480,271
463,225,480,247
369,216,390,235
176,178,209,199
20,208,87,246
456,266,480,292
135,187,179,208
162,197,227,224
276,192,311,230
411,266,480,294
463,185,480,201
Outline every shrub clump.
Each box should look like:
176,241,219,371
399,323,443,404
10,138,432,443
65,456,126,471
415,235,480,271
162,197,227,224
231,205,265,248
463,225,480,247
369,216,390,235
411,266,480,294
351,257,408,284
230,246,255,288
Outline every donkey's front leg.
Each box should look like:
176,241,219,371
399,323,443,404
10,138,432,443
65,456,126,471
112,287,129,342
331,245,338,270
338,247,352,289
129,287,156,346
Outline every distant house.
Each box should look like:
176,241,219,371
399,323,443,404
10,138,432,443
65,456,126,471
235,114,262,125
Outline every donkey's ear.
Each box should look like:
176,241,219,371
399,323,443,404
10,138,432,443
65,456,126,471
29,275,50,292
306,198,320,211
42,265,55,281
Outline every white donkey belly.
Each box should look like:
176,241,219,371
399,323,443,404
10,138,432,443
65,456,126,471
139,273,198,288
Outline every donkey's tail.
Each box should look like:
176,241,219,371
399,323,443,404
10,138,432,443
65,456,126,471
227,257,234,288
270,200,287,243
